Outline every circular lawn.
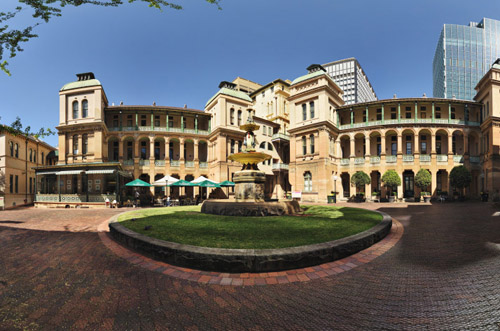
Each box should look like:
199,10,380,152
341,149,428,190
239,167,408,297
118,205,383,249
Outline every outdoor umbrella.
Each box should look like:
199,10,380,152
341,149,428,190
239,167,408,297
125,179,152,187
191,176,217,184
170,179,195,201
195,180,221,188
153,175,179,197
218,180,235,198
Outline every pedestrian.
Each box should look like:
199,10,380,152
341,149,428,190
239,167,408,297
134,190,140,207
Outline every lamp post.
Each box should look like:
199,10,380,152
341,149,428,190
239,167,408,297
333,175,338,203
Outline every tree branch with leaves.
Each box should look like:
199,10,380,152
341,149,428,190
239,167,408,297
1,0,221,75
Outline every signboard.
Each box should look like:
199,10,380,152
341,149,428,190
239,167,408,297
0,197,4,210
291,191,302,199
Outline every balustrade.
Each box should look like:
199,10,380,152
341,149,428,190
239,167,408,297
370,156,381,164
402,154,414,162
470,156,480,163
453,155,464,164
419,154,431,162
170,160,180,167
139,159,150,166
340,158,350,166
154,160,165,166
185,161,195,168
386,155,397,163
354,157,365,165
436,154,448,162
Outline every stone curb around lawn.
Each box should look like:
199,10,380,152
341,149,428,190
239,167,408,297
108,210,392,273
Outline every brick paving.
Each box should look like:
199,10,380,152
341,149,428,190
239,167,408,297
0,203,499,330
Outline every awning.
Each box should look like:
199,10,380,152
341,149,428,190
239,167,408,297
55,170,85,175
37,171,58,175
86,169,116,175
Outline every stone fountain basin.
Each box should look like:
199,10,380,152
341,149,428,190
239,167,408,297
228,152,271,164
201,200,301,216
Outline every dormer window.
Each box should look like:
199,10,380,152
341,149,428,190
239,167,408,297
73,101,79,119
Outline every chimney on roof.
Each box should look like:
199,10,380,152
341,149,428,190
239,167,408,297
184,104,187,108
218,81,237,90
393,94,397,99
120,101,123,105
153,101,156,106
76,72,95,81
306,64,326,74
423,93,427,98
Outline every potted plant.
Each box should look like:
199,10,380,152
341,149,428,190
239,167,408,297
414,169,432,203
381,170,401,202
371,191,380,202
449,165,472,200
420,192,431,202
351,171,370,202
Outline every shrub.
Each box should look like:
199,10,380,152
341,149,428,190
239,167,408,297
351,171,370,193
449,165,471,196
381,170,401,195
415,169,431,193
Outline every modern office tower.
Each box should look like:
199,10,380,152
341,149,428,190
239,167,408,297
433,18,500,100
322,58,377,105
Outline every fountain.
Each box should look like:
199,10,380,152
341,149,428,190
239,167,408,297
201,110,300,216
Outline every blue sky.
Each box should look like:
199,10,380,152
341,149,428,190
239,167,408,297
1,0,500,146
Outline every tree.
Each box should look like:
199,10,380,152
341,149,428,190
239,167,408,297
350,171,370,194
449,165,471,196
414,169,431,195
381,170,401,196
1,0,221,75
0,116,54,138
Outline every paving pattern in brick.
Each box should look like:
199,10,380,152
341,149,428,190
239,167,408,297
0,203,499,330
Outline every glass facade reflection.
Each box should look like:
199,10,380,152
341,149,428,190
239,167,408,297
433,18,500,100
322,58,377,105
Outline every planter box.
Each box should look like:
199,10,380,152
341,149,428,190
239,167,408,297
388,196,395,203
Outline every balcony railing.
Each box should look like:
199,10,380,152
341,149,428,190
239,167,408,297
154,160,165,167
337,118,480,131
354,157,365,165
340,158,350,166
437,154,448,162
453,155,464,164
139,159,149,166
403,154,414,162
107,126,210,135
185,161,195,168
170,160,180,167
420,154,431,162
386,155,397,163
123,159,134,166
199,162,208,168
370,156,380,164
470,156,480,164
272,163,289,171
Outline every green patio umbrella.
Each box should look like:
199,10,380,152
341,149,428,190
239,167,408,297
196,180,221,188
218,180,235,198
170,179,195,187
125,179,152,187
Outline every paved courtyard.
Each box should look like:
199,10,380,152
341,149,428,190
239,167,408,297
0,202,499,330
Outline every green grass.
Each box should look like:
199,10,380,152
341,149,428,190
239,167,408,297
118,205,382,249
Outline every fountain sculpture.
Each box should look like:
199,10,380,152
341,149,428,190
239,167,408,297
201,109,300,216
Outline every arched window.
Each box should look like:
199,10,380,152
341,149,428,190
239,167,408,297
302,136,307,155
73,101,79,119
304,172,312,192
15,143,19,158
41,152,44,165
73,135,78,155
310,101,315,118
259,142,266,150
238,141,242,152
230,108,235,125
310,134,315,154
9,141,13,157
267,142,273,151
82,134,88,154
29,149,33,162
82,100,88,118
302,104,307,121
33,151,36,163
237,110,242,126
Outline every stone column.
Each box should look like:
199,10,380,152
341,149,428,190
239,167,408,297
431,133,436,154
149,135,155,161
414,133,420,154
180,138,185,161
349,136,355,158
335,139,341,158
118,139,123,161
194,139,199,162
365,135,371,160
380,133,386,156
164,138,170,166
397,134,403,155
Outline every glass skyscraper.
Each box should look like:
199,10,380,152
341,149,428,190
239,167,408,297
433,18,500,100
322,58,377,105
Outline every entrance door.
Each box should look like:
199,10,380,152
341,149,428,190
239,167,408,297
403,172,414,198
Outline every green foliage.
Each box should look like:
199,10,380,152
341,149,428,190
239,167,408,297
0,116,55,138
350,171,370,190
1,0,221,74
414,169,431,190
119,205,382,249
449,165,472,190
381,170,401,188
